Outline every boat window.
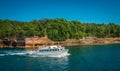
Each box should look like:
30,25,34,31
52,49,54,51
55,49,57,51
45,50,46,52
48,49,50,51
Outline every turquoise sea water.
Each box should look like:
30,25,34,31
0,44,120,71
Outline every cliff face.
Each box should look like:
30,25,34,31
0,39,4,48
0,36,55,49
25,36,55,48
0,36,25,48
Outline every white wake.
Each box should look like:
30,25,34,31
0,50,70,58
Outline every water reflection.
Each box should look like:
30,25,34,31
25,56,69,71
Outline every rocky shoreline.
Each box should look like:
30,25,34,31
0,36,120,48
62,37,120,46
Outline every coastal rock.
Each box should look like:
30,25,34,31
0,36,120,48
0,39,4,48
25,36,55,48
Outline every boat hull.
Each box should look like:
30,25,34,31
33,49,69,57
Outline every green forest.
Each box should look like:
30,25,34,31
0,18,120,41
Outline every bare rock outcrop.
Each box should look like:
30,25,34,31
0,39,4,48
25,36,55,48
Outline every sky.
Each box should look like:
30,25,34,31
0,0,120,24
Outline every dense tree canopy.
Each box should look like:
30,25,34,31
0,18,120,41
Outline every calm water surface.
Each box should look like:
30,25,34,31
0,44,120,71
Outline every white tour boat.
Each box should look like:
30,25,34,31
34,45,69,57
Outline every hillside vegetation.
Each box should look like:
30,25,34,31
0,18,120,41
